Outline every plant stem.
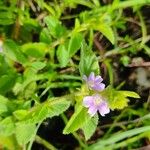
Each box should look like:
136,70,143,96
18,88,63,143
100,113,150,129
103,109,127,138
137,10,147,47
89,0,150,15
102,35,150,58
27,122,42,150
35,135,57,150
12,0,24,40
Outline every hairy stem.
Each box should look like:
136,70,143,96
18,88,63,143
35,135,57,150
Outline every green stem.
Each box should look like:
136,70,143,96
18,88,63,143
103,35,150,58
104,60,113,86
27,122,42,150
112,0,150,9
43,2,55,16
74,1,95,8
103,109,127,138
100,113,150,129
61,114,87,148
12,0,24,40
90,0,150,15
137,10,147,47
35,135,57,150
57,75,82,81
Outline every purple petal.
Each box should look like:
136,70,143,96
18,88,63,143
88,72,95,82
88,105,97,117
98,101,110,116
95,76,103,83
83,96,94,108
93,83,105,91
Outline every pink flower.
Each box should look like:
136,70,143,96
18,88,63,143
83,94,110,117
83,72,105,91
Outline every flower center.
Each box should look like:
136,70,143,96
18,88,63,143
94,96,102,106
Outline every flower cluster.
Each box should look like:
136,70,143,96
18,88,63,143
82,72,110,117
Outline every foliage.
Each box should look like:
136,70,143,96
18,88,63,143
0,0,150,149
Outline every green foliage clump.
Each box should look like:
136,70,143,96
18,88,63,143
0,0,150,150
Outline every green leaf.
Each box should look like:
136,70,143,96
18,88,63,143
94,24,115,44
13,82,23,96
15,123,36,145
0,55,9,76
44,16,66,38
0,11,15,25
82,114,98,140
13,73,37,98
109,94,129,110
57,44,70,67
40,28,52,44
44,16,59,37
13,110,28,120
24,97,70,124
24,81,37,100
79,41,100,76
104,87,128,110
46,98,71,118
28,105,49,123
104,87,140,110
31,61,46,71
0,72,17,94
0,117,15,136
21,42,48,58
75,18,80,29
0,135,18,150
119,91,140,98
0,95,8,114
68,32,83,57
63,105,90,134
3,40,27,64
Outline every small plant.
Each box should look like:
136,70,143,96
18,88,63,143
0,0,150,150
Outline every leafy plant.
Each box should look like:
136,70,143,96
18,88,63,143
0,0,150,149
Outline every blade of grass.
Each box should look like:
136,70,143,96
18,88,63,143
107,133,147,149
87,126,150,150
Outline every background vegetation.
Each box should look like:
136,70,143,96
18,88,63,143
0,0,150,149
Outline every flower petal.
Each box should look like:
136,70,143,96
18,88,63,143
93,83,105,91
98,101,110,116
88,72,95,82
83,96,94,107
95,76,103,83
88,105,97,117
